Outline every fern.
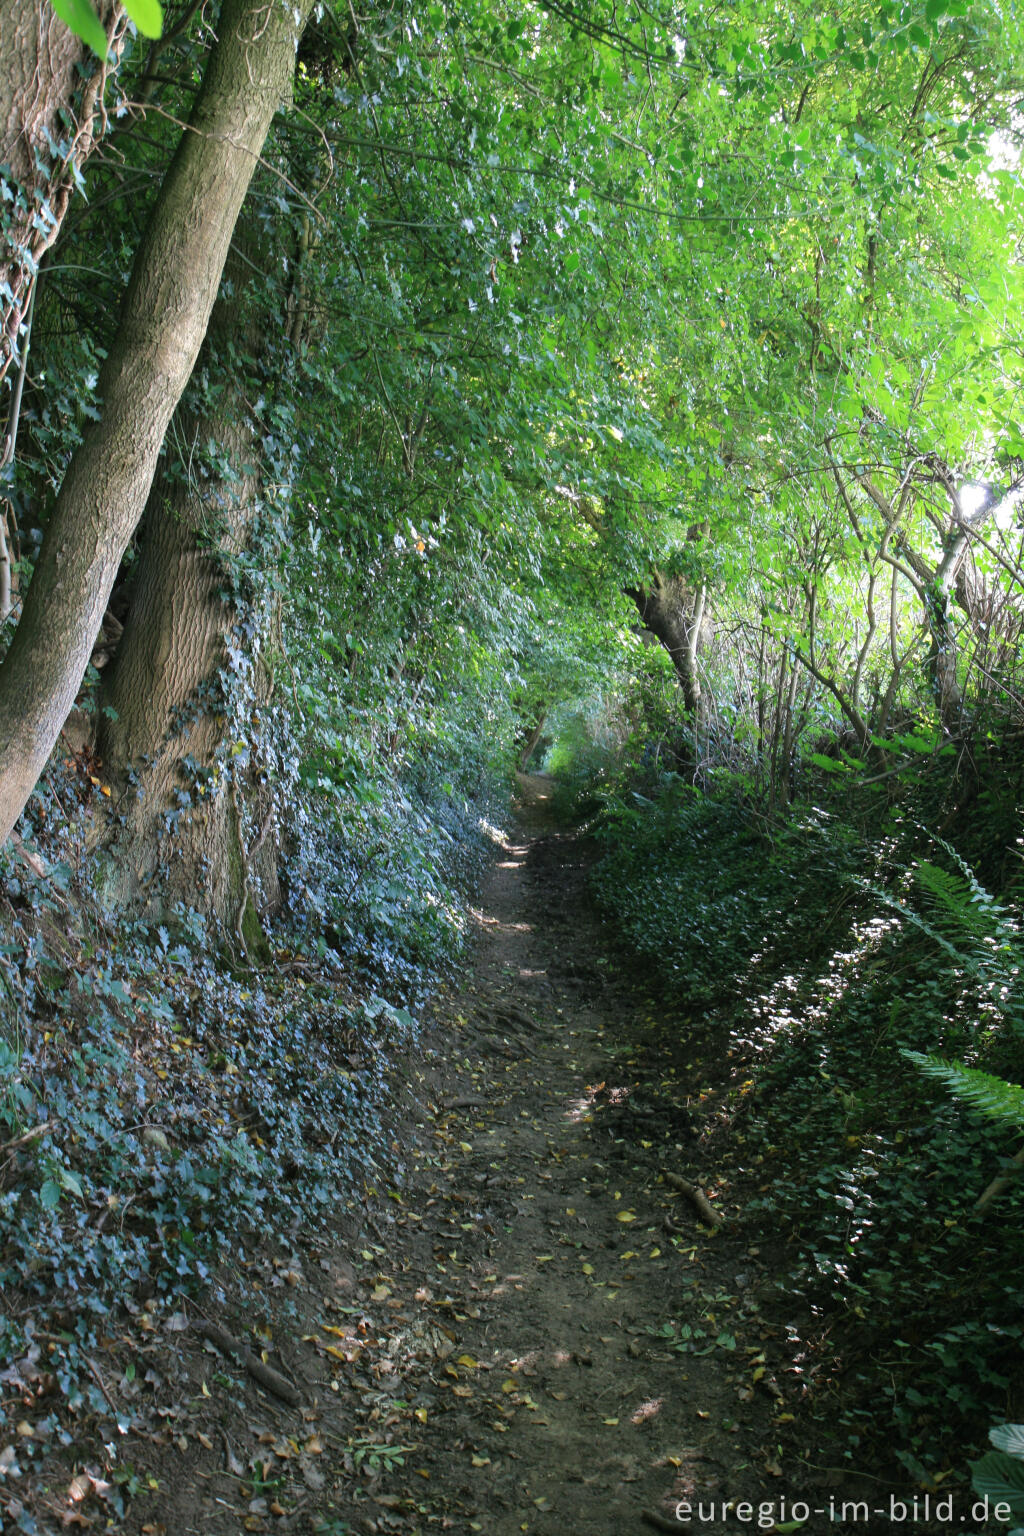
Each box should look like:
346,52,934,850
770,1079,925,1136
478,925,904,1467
861,847,1024,1034
915,857,1017,955
903,1052,1024,1126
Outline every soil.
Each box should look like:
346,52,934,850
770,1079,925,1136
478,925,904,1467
34,779,883,1536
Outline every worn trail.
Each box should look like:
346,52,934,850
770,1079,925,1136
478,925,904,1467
134,784,791,1536
316,783,784,1535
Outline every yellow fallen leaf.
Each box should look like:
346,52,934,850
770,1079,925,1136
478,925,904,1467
415,1408,428,1423
536,1254,554,1263
471,1454,491,1467
502,1379,519,1394
457,1354,478,1368
371,1284,390,1301
459,1142,473,1152
620,1251,636,1261
582,1262,594,1275
649,1247,661,1258
616,1212,636,1223
603,1417,619,1426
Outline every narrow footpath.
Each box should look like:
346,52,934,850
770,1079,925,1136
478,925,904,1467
311,780,786,1536
135,783,809,1536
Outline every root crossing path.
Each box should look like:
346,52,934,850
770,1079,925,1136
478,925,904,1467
322,790,786,1535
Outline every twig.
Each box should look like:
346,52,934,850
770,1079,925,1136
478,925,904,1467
0,1120,55,1153
975,1144,1024,1213
85,1355,120,1419
661,1171,724,1226
196,1321,302,1408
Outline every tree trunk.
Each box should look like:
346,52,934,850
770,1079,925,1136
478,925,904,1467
98,245,279,940
517,712,547,772
626,571,706,715
0,0,313,845
0,0,125,394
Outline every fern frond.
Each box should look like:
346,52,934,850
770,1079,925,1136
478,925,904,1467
903,1051,1024,1126
853,878,966,966
915,858,1014,951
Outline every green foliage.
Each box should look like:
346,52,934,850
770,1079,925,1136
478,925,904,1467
972,1424,1024,1527
591,770,1024,1479
0,782,427,1439
48,0,162,55
903,1057,1024,1126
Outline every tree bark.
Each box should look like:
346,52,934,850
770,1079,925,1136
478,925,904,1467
98,244,279,938
517,712,547,772
626,570,706,715
0,0,125,393
0,0,313,845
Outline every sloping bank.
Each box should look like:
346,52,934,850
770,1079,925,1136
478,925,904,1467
587,777,1024,1495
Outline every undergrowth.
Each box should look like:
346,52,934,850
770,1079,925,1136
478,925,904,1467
0,749,503,1512
591,773,1024,1485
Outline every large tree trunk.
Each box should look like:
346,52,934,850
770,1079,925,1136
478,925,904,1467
626,570,706,716
0,0,125,393
97,247,279,942
0,0,313,845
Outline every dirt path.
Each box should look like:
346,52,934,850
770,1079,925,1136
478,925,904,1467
307,791,786,1536
122,791,797,1536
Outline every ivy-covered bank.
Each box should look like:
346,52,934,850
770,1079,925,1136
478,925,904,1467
589,765,1024,1483
0,740,504,1468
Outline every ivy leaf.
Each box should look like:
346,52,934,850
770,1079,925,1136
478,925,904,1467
40,1179,62,1210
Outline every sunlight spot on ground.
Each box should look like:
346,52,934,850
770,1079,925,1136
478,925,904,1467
565,1079,632,1122
477,818,511,846
509,1349,542,1374
631,1396,664,1424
